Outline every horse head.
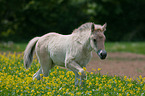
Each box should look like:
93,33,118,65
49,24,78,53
90,23,107,60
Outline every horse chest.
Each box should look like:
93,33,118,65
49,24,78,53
75,52,92,66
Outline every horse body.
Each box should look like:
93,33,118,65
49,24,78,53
24,22,107,86
36,33,69,67
35,32,92,67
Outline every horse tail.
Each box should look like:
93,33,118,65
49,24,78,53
24,37,40,69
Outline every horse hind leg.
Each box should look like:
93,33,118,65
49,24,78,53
37,50,55,78
33,67,42,80
33,56,54,80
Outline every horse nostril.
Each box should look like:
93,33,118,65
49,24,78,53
101,52,107,57
100,50,107,59
97,50,107,59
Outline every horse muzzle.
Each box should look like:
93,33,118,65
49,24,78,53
97,50,107,60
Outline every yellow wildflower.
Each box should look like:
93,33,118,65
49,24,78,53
90,72,93,75
78,72,82,75
83,67,86,71
31,89,35,93
40,74,43,77
98,68,101,71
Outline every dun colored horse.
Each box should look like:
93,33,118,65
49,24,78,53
24,22,107,86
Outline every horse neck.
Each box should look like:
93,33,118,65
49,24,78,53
71,30,92,52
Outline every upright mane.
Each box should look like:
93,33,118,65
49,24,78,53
72,22,93,33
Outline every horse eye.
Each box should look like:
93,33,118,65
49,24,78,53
93,39,96,42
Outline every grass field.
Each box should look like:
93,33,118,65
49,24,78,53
0,52,145,96
0,42,145,95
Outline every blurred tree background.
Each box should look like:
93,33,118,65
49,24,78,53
0,0,145,42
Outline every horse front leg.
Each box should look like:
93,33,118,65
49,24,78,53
66,60,86,86
74,72,79,86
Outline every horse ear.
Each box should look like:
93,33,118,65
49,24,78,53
103,23,107,31
91,23,95,33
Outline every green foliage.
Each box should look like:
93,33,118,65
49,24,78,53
0,0,145,41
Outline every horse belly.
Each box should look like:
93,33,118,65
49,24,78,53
48,43,66,67
50,52,65,67
46,34,69,67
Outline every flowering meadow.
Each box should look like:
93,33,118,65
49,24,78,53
0,52,145,96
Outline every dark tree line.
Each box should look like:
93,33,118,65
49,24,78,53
0,0,145,42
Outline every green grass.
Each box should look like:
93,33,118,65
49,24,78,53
0,43,27,52
106,42,145,55
0,42,145,55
